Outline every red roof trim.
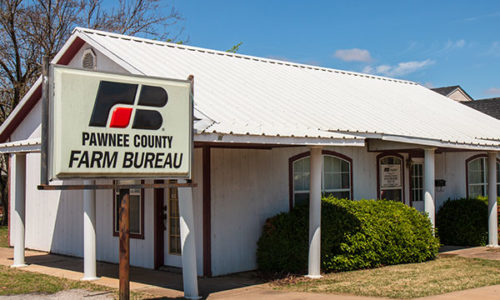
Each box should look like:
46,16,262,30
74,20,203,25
0,36,85,143
0,85,41,142
56,37,85,65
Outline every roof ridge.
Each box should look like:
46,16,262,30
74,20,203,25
475,97,500,101
73,27,417,86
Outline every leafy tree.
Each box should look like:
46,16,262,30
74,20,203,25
0,0,185,225
226,42,243,53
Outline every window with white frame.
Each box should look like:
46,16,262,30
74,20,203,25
411,162,424,202
168,180,181,255
113,180,144,239
467,156,500,198
292,153,352,206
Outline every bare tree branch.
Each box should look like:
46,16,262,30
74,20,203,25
0,0,185,225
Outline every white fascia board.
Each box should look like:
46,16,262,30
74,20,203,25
74,31,144,75
380,134,500,151
51,33,82,64
0,77,42,139
0,139,41,153
194,133,365,147
333,131,500,151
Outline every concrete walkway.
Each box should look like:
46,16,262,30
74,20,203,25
0,247,500,299
439,245,500,260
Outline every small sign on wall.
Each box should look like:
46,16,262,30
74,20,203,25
380,164,401,188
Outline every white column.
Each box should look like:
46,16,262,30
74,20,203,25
11,154,27,268
178,181,200,299
424,148,436,229
82,180,98,280
307,146,323,278
488,152,498,247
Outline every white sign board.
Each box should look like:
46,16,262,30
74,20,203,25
380,164,401,188
49,66,192,179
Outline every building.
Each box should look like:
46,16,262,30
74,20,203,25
0,28,499,297
431,85,474,102
463,97,500,120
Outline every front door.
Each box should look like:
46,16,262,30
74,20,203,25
164,183,182,268
378,155,404,202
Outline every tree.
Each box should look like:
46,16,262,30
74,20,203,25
0,0,184,225
226,42,243,53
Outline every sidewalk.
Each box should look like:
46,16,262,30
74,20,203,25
0,247,500,299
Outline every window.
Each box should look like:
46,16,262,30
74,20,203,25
168,180,181,255
290,151,352,207
466,156,500,198
411,162,424,202
378,154,404,202
113,180,144,239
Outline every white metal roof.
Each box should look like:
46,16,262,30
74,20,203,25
71,28,500,150
0,138,40,153
2,27,500,150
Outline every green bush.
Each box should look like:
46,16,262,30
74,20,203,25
436,198,489,246
257,197,440,274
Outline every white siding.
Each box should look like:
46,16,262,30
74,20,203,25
210,146,392,276
10,101,41,141
448,89,472,102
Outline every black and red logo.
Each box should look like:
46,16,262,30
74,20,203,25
89,81,168,130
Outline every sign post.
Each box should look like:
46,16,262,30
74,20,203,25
119,192,130,300
39,66,195,300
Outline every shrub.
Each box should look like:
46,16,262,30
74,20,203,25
257,197,440,274
436,198,489,246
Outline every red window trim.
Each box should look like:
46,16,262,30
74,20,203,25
288,150,354,210
465,154,500,198
376,152,405,202
112,180,145,239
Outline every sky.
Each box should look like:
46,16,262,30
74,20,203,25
168,0,500,99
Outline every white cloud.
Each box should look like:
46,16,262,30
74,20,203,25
362,59,435,77
334,48,372,62
485,42,500,57
484,87,500,96
447,39,465,49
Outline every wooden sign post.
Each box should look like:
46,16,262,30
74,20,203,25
119,192,130,300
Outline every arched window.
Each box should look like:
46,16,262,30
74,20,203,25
377,154,404,202
466,155,500,198
290,151,353,208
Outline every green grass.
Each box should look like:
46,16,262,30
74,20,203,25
0,265,155,299
273,256,500,299
0,226,8,248
0,265,109,296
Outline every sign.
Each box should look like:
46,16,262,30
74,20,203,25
380,164,401,188
49,66,192,179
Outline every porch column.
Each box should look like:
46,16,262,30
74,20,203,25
424,148,436,229
178,180,200,299
82,180,98,280
307,146,323,278
488,152,498,247
11,153,27,268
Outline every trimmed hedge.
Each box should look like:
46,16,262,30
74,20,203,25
436,198,489,246
257,197,440,274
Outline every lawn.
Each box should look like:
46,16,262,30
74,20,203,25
0,226,7,248
273,256,500,299
0,264,109,296
0,264,155,299
0,226,153,298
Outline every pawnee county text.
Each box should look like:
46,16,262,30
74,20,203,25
67,132,183,169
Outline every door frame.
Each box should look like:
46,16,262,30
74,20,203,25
153,180,164,269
